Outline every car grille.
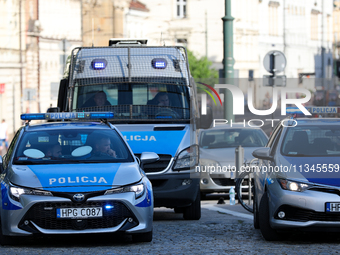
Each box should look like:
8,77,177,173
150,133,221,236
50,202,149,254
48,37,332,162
136,154,172,173
275,205,340,222
212,178,235,186
20,201,135,230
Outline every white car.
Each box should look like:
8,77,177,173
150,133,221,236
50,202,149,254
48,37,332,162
199,124,268,197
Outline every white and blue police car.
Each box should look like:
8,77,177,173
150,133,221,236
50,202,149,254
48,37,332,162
0,112,157,245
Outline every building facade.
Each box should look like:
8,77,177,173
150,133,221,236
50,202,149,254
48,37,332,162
0,0,25,137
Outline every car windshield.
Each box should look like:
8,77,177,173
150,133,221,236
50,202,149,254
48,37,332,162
71,80,190,122
281,125,340,157
13,129,134,165
199,128,268,149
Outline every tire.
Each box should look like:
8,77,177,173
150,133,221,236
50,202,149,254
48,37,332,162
183,191,201,220
253,189,260,229
174,207,184,213
258,192,282,241
132,230,153,242
235,171,254,213
0,220,14,246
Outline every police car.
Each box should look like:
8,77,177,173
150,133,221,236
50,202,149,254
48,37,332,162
252,117,340,241
0,112,157,245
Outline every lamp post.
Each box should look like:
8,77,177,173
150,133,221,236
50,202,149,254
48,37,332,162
222,0,235,121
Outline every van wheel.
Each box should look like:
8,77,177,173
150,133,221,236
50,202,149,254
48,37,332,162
132,230,153,242
183,191,201,220
174,207,184,213
259,192,282,241
200,192,206,200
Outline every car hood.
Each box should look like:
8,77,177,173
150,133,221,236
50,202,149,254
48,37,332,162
279,156,340,187
200,147,261,166
8,163,142,192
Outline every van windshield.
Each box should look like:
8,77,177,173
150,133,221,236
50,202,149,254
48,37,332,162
72,80,190,123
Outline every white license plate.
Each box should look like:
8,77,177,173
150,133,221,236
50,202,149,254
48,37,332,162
326,203,340,212
56,207,103,218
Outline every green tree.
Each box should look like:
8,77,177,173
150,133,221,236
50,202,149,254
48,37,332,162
187,50,218,80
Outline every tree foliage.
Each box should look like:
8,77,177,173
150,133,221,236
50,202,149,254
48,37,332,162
187,50,218,80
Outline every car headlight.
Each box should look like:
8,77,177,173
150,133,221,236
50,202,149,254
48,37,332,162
199,159,221,172
9,184,53,202
278,179,313,192
173,145,199,171
104,183,145,199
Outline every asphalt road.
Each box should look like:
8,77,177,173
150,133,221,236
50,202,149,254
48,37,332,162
1,198,340,254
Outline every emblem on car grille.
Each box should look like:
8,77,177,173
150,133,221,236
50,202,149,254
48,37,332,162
73,193,85,202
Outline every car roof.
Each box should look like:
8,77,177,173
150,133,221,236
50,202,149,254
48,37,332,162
292,118,340,126
24,121,112,132
205,124,263,130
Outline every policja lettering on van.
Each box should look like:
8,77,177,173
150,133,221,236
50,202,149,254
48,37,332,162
49,176,108,185
124,135,156,141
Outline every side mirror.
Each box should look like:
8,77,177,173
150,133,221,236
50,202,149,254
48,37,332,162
140,152,159,165
47,107,60,113
0,156,4,173
46,107,60,122
252,147,273,161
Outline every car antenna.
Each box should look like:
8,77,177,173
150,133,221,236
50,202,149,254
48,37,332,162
161,32,165,46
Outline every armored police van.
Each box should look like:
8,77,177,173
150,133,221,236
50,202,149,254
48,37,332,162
55,39,201,220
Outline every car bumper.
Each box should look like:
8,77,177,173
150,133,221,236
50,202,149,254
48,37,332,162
200,171,235,193
268,182,340,230
1,192,153,236
147,172,199,208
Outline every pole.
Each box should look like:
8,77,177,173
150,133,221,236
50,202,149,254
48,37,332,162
19,0,23,117
321,0,325,89
63,39,66,74
205,10,208,58
283,0,286,57
37,0,41,113
222,0,235,122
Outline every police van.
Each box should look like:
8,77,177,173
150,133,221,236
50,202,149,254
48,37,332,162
54,39,201,220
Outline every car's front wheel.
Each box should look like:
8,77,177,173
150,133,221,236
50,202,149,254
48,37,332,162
0,219,14,246
132,230,153,242
259,191,282,241
253,189,260,229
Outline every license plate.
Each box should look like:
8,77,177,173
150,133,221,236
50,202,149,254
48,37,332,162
326,203,340,212
56,207,103,218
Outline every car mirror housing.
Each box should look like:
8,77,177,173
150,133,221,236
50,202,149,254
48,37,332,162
0,156,3,173
252,147,273,161
140,152,160,165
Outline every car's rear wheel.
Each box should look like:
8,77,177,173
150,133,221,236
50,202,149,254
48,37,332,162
132,230,153,242
259,191,282,241
183,191,201,220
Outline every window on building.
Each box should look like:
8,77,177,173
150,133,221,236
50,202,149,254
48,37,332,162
176,38,187,47
268,1,279,36
311,10,319,41
177,0,186,18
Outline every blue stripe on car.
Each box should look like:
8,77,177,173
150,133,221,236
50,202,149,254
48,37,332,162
122,131,185,156
27,164,120,192
1,183,22,210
